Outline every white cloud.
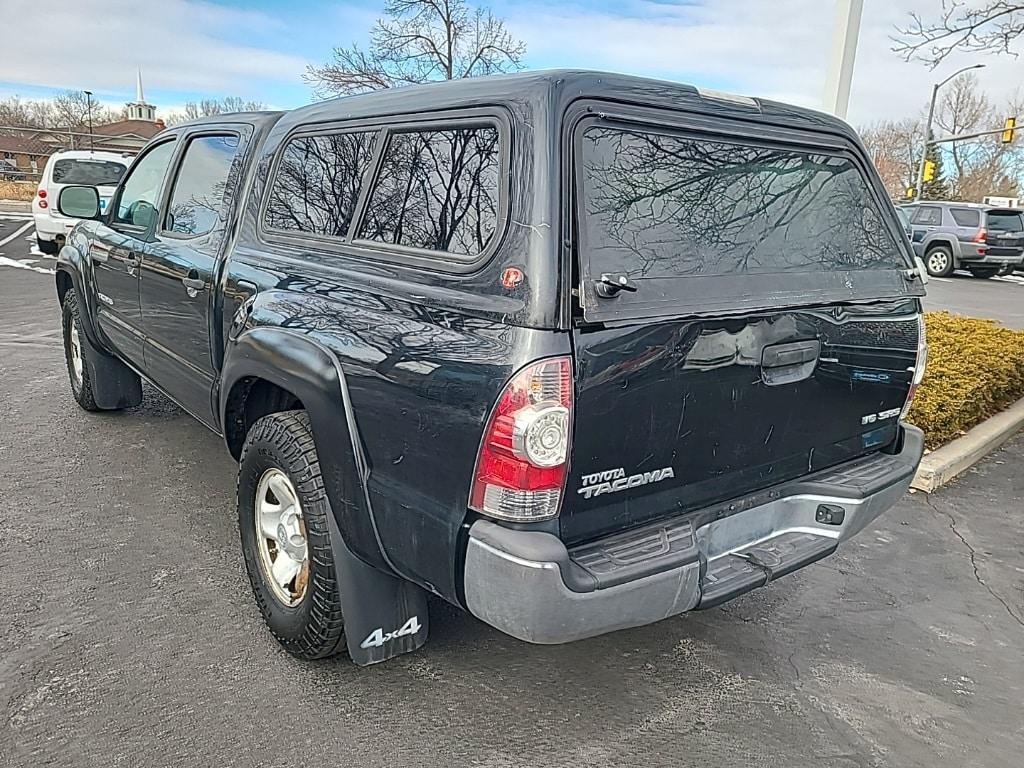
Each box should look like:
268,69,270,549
505,0,1024,125
0,0,309,101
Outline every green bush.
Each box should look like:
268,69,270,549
908,312,1024,449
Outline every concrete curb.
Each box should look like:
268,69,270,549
912,396,1024,492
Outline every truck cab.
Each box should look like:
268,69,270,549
54,71,926,665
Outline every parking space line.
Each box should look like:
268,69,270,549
0,221,32,247
994,275,1024,285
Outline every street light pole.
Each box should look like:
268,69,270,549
823,0,864,119
914,64,985,200
84,90,94,152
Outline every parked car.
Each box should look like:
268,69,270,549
0,159,27,180
52,71,927,666
895,206,913,240
902,201,1024,278
33,149,130,255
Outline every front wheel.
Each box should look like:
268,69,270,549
62,291,101,411
238,410,347,660
924,246,954,277
967,265,1000,279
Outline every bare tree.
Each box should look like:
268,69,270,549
859,74,1024,202
934,74,1024,199
52,91,124,130
860,118,924,199
894,1,1024,67
164,96,268,126
0,96,53,129
305,0,526,97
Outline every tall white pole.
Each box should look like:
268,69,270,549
823,0,864,119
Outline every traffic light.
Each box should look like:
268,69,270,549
906,186,917,200
1002,116,1016,144
923,160,936,182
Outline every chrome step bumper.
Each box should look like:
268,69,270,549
463,425,923,644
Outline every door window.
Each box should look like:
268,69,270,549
164,134,241,237
949,208,980,227
113,141,176,230
909,206,941,226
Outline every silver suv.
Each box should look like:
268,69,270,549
902,202,1024,278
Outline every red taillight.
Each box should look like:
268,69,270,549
973,227,987,243
470,357,573,521
37,189,46,199
901,315,928,420
38,199,48,209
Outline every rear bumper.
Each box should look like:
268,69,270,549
33,213,73,240
464,425,924,644
960,244,1024,264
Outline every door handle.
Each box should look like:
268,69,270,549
125,250,140,275
761,340,820,386
182,270,206,296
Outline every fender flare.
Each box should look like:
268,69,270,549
55,243,107,351
220,326,392,573
220,326,430,664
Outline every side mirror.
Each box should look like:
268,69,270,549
130,200,157,229
915,256,929,285
57,186,101,220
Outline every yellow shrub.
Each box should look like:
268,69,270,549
0,180,36,201
908,312,1024,449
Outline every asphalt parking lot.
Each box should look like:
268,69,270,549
1,212,1023,767
923,271,1024,329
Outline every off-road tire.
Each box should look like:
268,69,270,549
924,245,955,277
61,291,101,411
238,410,347,660
966,265,999,279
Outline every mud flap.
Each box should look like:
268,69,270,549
327,513,429,665
79,329,143,409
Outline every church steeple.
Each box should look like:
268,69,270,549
126,68,156,121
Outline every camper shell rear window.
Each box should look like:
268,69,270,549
574,115,919,321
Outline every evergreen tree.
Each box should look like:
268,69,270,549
921,145,952,200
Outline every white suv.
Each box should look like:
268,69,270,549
33,149,130,254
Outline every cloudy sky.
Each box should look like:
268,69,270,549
0,0,1022,126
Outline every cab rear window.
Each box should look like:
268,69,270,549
52,159,126,186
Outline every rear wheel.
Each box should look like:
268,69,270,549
924,245,954,277
36,236,58,255
967,265,1000,279
238,410,347,660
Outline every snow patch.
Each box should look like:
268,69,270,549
0,256,55,275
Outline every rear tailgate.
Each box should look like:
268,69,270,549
562,110,923,543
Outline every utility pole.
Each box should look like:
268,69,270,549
822,0,864,119
84,90,95,152
914,64,985,200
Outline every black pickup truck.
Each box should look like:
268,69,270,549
53,70,927,666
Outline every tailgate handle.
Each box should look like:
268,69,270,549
761,339,820,386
